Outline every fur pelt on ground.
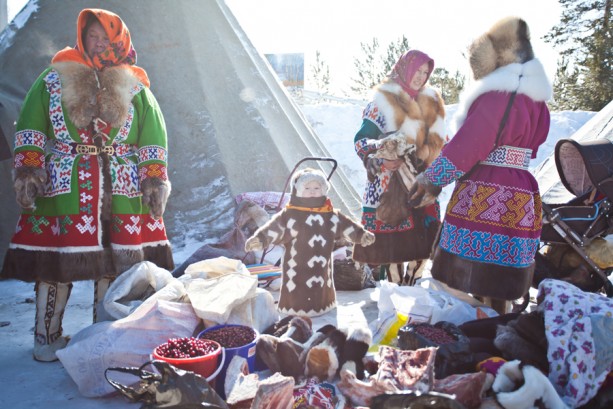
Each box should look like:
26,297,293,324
493,360,569,409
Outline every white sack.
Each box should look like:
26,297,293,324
57,299,199,397
103,261,187,320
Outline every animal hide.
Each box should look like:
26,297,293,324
173,200,268,276
376,172,411,226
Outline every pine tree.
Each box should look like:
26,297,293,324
381,36,410,82
310,50,330,96
350,38,380,97
429,68,465,104
544,0,612,110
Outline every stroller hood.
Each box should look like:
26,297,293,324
555,138,613,200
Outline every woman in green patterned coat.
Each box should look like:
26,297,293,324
1,9,174,361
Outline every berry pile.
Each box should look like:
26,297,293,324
202,326,256,349
413,324,456,345
155,337,219,359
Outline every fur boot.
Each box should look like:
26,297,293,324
34,281,72,362
340,326,372,380
305,325,347,381
493,360,568,409
256,334,306,380
93,276,116,323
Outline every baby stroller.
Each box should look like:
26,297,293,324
536,138,613,297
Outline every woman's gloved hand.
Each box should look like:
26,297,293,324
360,231,376,247
245,236,264,252
14,167,47,211
141,178,171,219
365,154,382,182
408,172,441,208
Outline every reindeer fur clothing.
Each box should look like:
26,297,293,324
353,82,445,265
2,62,173,283
246,195,374,317
423,17,552,300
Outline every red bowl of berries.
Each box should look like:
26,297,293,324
152,336,224,382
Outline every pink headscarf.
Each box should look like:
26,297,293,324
388,50,434,98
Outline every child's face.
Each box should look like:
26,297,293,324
302,180,324,198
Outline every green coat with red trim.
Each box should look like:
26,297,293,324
1,62,174,283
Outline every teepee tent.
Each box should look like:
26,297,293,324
0,0,361,266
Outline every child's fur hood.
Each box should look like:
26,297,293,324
51,61,140,128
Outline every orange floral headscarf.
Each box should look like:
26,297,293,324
52,8,150,87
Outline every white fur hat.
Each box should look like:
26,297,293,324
292,168,330,197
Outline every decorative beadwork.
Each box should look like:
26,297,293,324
481,145,532,169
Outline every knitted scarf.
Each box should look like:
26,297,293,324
52,8,150,87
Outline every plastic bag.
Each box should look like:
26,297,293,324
104,261,187,320
56,299,200,397
176,257,279,332
370,282,437,350
105,360,229,409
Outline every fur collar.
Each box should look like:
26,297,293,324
373,82,443,136
452,58,552,133
51,62,140,129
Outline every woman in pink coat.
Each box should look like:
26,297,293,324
411,17,552,314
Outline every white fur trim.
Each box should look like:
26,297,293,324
494,361,569,409
429,115,446,139
292,169,330,197
347,326,373,345
398,117,422,140
373,83,401,133
452,59,553,134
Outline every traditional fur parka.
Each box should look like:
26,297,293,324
419,17,552,301
352,51,445,267
1,60,174,283
245,169,375,317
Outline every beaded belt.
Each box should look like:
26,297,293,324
480,145,532,169
52,140,136,157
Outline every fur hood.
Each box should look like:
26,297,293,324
51,61,141,129
452,58,552,133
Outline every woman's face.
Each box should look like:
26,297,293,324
410,62,430,91
301,180,324,198
85,20,110,59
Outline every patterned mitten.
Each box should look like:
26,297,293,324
141,178,171,219
14,167,47,210
360,231,376,247
245,236,263,252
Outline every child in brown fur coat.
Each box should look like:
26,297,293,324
245,168,375,317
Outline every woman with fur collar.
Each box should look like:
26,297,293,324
352,50,445,285
1,9,174,361
411,17,552,314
